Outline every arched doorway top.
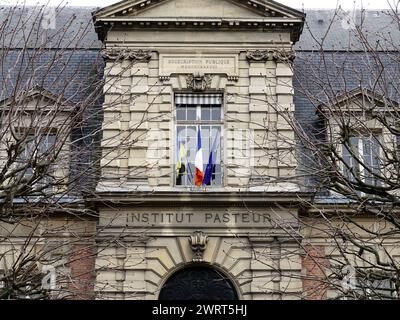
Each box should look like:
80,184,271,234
159,265,239,300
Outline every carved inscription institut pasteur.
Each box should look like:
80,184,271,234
117,212,272,227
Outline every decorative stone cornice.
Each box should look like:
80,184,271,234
189,231,209,263
186,73,214,92
101,49,152,61
88,191,312,205
246,49,295,63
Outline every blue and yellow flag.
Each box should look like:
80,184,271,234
176,142,187,176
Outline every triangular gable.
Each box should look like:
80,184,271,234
318,88,398,114
131,0,266,19
0,86,70,110
93,0,305,42
93,0,304,20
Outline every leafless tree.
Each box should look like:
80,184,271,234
0,2,155,299
265,4,400,300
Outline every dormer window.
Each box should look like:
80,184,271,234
342,133,382,187
17,129,57,188
175,94,223,187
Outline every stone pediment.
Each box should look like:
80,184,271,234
129,0,264,19
318,88,399,115
93,0,305,42
0,86,72,111
94,0,304,20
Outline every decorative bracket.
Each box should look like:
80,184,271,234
189,231,209,263
101,48,152,62
186,72,214,92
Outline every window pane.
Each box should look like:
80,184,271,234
187,107,197,121
177,108,186,121
362,139,373,170
176,126,186,156
187,126,196,162
343,135,382,187
349,137,359,152
187,163,195,184
177,125,185,138
212,106,221,120
371,137,380,168
362,136,381,186
40,134,56,156
214,165,222,185
17,133,56,189
342,154,352,179
201,126,210,163
201,107,211,121
212,126,221,163
343,138,359,182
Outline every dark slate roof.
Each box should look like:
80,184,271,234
295,9,400,51
1,6,398,51
0,49,104,103
0,5,102,49
293,51,400,127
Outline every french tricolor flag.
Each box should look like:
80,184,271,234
194,126,204,187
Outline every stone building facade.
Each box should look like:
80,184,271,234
1,0,399,300
91,0,308,300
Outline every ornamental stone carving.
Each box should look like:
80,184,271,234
246,49,270,61
189,231,209,262
272,49,296,63
186,72,213,92
101,49,152,61
246,49,295,63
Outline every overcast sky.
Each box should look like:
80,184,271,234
0,0,394,9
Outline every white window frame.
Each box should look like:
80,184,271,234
342,133,382,187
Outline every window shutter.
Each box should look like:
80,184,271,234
175,94,223,105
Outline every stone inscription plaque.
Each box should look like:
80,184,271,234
159,54,238,77
101,211,272,228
